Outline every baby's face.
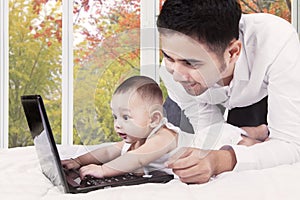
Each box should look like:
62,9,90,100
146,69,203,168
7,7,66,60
110,91,152,144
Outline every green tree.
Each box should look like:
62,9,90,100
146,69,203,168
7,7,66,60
73,0,140,145
9,0,62,147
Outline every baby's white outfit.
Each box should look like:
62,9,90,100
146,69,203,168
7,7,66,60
121,118,246,175
121,118,194,175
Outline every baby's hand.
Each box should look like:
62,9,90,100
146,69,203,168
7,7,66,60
79,164,104,179
61,158,81,170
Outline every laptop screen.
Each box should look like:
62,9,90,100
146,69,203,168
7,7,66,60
21,95,68,193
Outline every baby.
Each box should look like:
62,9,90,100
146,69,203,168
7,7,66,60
62,75,268,179
62,75,193,179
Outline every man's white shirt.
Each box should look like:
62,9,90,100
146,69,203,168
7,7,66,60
160,13,300,171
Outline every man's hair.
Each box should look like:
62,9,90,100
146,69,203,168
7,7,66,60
157,0,242,55
114,76,163,105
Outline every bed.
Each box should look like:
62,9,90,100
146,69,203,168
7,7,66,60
1,145,300,200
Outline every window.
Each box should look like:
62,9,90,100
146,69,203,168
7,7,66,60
72,0,161,145
1,0,159,148
0,0,299,148
8,0,62,147
72,0,143,145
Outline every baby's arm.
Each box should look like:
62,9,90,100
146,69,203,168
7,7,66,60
80,128,177,178
61,142,123,170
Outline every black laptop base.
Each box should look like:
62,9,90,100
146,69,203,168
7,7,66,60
66,169,174,193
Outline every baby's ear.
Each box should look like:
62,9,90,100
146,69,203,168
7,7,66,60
149,110,163,128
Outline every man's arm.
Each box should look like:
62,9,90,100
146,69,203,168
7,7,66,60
231,15,300,171
167,140,300,184
165,147,236,184
230,140,300,171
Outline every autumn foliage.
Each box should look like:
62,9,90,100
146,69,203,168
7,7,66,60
240,0,291,22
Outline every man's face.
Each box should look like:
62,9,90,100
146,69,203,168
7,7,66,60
160,32,228,96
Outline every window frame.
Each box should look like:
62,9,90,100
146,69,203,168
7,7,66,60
0,0,299,148
292,0,300,36
140,0,160,82
0,0,9,149
61,0,74,145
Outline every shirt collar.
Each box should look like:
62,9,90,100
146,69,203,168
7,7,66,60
234,18,250,82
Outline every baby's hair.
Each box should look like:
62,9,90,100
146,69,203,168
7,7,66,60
114,76,163,105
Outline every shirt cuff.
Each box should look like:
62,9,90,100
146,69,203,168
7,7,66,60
224,139,300,172
229,144,258,172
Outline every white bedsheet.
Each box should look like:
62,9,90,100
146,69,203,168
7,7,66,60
1,145,300,200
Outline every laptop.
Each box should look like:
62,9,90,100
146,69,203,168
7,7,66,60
21,95,174,193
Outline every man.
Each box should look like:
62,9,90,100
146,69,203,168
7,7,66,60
157,0,300,184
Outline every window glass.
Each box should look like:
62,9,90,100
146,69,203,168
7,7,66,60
73,0,141,145
9,0,62,147
240,0,291,22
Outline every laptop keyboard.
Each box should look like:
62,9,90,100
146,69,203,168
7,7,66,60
81,173,143,186
80,171,173,189
65,168,174,191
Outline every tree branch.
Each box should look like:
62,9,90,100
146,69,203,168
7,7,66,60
285,0,291,12
240,0,260,13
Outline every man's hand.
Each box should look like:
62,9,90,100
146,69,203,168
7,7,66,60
165,147,236,184
239,124,269,146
